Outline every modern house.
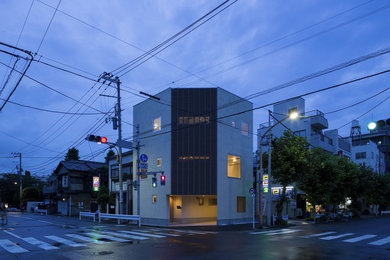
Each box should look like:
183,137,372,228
132,87,253,226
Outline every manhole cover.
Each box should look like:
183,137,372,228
92,251,114,256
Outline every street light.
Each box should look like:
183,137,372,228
258,110,299,227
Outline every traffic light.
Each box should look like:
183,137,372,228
160,173,166,185
368,118,390,131
152,176,157,188
86,134,108,144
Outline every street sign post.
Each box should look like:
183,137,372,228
249,188,256,230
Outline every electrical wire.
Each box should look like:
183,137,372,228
36,0,61,53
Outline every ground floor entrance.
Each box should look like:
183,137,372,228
169,195,217,225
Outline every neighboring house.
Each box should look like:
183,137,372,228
133,87,253,226
54,160,106,216
350,119,390,174
256,97,353,218
350,120,386,174
257,97,351,158
107,150,134,214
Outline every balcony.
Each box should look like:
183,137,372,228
309,110,328,130
311,133,334,153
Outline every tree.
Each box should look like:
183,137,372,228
105,149,115,163
22,187,42,203
65,147,79,161
271,131,309,218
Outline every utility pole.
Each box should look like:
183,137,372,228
136,125,141,216
12,152,22,211
266,111,273,226
99,72,124,215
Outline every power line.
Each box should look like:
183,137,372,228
0,60,107,114
161,0,376,89
36,0,61,53
325,85,390,115
0,97,105,115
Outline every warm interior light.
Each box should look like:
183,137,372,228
368,122,377,130
289,111,299,120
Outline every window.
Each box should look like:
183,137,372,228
227,155,241,178
237,196,246,213
241,122,248,136
152,195,157,204
111,165,119,180
78,202,84,208
355,152,366,159
153,117,161,131
208,198,217,206
157,158,162,167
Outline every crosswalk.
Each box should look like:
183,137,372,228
249,228,390,246
0,228,215,254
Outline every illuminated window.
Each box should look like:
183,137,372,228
241,122,248,136
153,117,161,131
237,196,246,212
152,195,157,204
157,158,162,167
227,154,241,178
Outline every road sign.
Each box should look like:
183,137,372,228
249,188,255,195
140,154,148,163
139,162,148,173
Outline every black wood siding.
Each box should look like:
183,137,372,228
171,88,217,195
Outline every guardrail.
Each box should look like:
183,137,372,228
79,212,97,222
98,213,141,227
381,210,390,215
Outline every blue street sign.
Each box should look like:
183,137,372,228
140,154,148,163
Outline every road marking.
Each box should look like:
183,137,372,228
250,229,292,235
37,220,53,225
85,232,130,242
65,234,106,244
3,230,22,239
342,234,377,243
23,237,59,250
0,239,29,253
266,229,301,236
45,235,85,247
107,231,148,240
120,230,165,238
300,231,337,238
368,236,390,246
320,233,355,240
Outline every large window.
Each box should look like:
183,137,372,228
237,196,246,213
241,122,248,136
227,154,241,178
153,117,161,131
355,152,366,159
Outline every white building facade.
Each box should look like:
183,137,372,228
133,88,253,226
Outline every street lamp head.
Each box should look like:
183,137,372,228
289,111,299,120
367,121,377,130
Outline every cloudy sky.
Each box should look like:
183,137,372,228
0,0,389,177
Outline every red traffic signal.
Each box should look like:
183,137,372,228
86,134,108,144
160,174,166,185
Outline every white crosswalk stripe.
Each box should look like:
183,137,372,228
120,230,165,238
343,234,377,243
85,232,131,242
300,231,337,238
45,235,85,247
319,233,355,240
23,237,59,250
65,234,107,244
0,239,29,253
266,229,301,236
104,231,149,240
368,236,390,246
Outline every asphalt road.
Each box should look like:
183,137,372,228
0,213,389,259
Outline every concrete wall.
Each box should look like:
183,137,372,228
133,88,172,222
216,88,253,225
